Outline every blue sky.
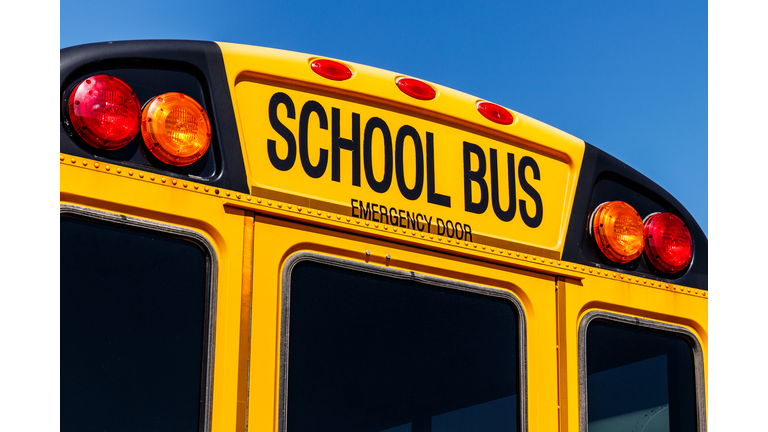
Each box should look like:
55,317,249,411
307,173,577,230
60,0,708,235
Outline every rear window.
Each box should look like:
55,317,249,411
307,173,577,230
60,212,213,432
582,314,703,432
281,255,524,432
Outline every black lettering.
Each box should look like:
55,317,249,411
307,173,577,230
416,214,425,231
426,216,433,233
395,125,424,201
351,199,359,218
372,204,380,222
437,218,446,236
364,117,393,193
362,201,372,220
519,156,543,228
267,92,297,171
332,108,361,186
389,208,399,227
398,209,405,228
380,206,389,225
463,142,489,214
490,149,517,222
446,220,454,238
464,224,473,243
455,223,464,241
407,211,417,230
298,100,328,178
426,132,451,207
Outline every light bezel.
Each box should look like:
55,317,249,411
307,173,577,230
310,58,354,81
476,101,515,125
396,76,437,100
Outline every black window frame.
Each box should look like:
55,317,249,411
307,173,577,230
277,251,529,432
577,310,707,432
60,204,218,432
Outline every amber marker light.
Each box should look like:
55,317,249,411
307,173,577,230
141,92,211,166
396,77,437,100
590,201,645,263
644,212,693,274
310,59,353,81
67,75,141,150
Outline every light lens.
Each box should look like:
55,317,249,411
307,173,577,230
67,75,141,150
396,77,436,100
477,101,515,125
310,59,353,81
590,201,645,263
644,213,693,274
141,92,211,166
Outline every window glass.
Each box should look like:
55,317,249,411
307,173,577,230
61,216,209,432
285,259,521,432
586,320,698,432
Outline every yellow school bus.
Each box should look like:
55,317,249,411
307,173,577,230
60,40,707,432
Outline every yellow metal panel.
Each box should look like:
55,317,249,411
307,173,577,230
60,158,248,432
248,214,560,431
217,42,585,259
559,277,708,432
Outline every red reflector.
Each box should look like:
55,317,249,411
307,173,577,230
643,213,693,274
310,59,353,81
67,75,141,150
396,77,436,100
477,101,515,125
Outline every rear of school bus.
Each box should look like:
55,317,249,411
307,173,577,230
60,41,707,432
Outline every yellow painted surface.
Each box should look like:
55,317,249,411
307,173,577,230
60,160,247,432
249,214,560,432
217,42,585,259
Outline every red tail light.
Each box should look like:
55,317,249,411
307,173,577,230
643,213,693,274
67,75,141,150
310,59,353,81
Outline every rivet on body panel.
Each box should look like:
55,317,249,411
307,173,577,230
60,155,65,161
94,162,99,168
327,213,331,218
267,200,272,206
346,217,350,222
194,184,199,189
374,223,379,228
277,202,282,208
116,168,122,173
139,172,144,178
204,186,210,192
247,196,252,201
82,160,87,166
150,175,155,181
226,191,230,197
386,254,391,259
70,158,76,164
183,182,188,188
105,165,111,171
235,193,240,198
297,206,302,211
129,170,134,176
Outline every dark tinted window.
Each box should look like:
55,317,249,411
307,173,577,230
61,216,210,432
285,259,521,432
586,320,698,432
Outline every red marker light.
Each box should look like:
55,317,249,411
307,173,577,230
67,75,141,150
477,101,515,125
310,59,353,81
643,213,693,274
396,77,436,100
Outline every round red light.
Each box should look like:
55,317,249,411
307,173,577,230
643,213,693,274
396,77,436,100
477,101,515,125
310,59,353,81
67,75,141,150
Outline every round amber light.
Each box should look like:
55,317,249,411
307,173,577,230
644,212,693,274
141,92,211,166
590,201,645,263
